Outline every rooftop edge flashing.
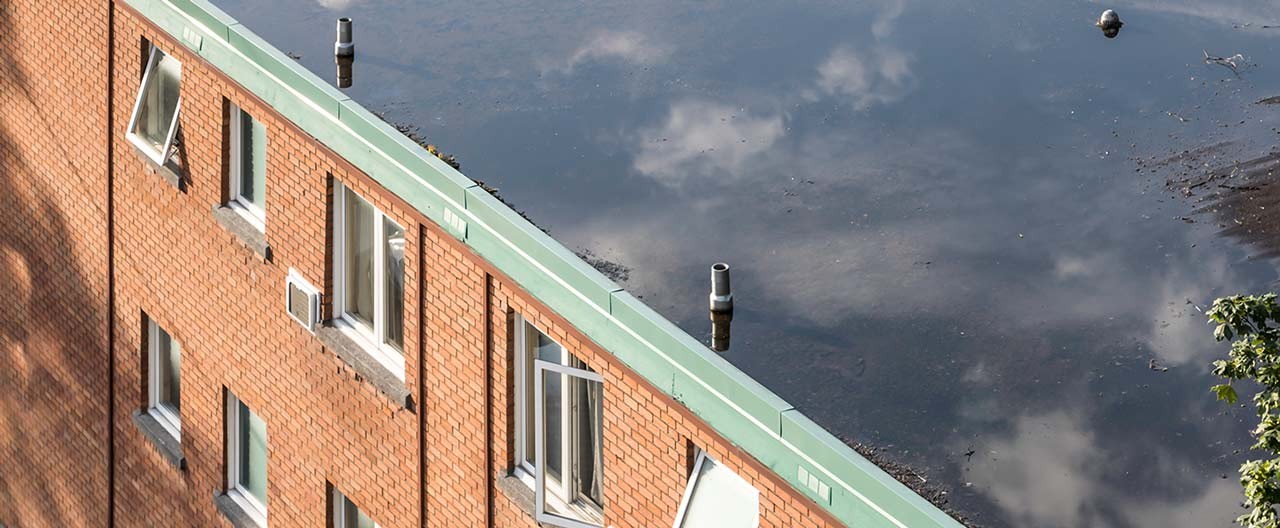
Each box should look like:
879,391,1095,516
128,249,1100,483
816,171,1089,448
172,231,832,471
120,0,964,526
782,410,960,527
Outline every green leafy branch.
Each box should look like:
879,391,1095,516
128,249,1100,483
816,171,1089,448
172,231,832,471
1209,293,1280,528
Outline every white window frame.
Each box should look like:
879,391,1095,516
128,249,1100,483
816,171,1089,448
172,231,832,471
331,488,380,528
126,44,182,166
672,451,760,528
512,314,542,482
332,182,406,379
228,103,266,230
534,358,605,528
226,392,268,527
146,320,181,440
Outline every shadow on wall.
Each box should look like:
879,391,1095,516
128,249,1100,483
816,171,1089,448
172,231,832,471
0,7,111,527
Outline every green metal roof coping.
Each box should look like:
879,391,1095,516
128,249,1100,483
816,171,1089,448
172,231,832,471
123,0,965,525
165,0,236,40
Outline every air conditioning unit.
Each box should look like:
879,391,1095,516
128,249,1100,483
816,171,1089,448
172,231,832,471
285,269,320,333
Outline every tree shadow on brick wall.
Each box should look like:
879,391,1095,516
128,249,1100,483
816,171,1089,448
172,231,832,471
0,7,111,527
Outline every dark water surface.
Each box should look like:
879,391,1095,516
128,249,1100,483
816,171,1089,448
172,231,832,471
214,0,1280,525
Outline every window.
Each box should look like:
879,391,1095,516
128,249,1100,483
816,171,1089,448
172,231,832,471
513,315,604,528
331,488,379,528
225,391,268,526
146,320,182,440
673,452,759,528
127,44,182,165
332,182,405,377
228,103,267,228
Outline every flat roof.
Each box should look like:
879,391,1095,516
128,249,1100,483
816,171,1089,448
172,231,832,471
175,0,1280,525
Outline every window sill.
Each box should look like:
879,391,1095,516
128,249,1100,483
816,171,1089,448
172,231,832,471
317,325,412,410
214,492,264,528
132,147,184,192
212,205,271,260
497,472,538,518
131,410,185,471
497,474,604,528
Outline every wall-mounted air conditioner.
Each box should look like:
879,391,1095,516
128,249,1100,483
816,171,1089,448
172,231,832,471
285,269,320,333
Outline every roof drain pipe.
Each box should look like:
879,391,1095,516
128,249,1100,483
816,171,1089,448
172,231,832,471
335,18,354,88
710,263,733,352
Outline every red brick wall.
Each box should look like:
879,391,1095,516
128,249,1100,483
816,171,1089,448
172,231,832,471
109,9,420,528
0,1,842,527
475,244,843,528
0,0,113,526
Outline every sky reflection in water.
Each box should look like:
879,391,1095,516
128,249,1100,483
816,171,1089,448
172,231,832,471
216,0,1280,525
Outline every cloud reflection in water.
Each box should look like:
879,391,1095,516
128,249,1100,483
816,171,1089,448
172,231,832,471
210,0,1280,524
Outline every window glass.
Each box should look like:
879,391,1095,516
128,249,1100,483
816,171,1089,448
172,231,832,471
239,402,269,507
134,50,181,154
335,492,379,528
158,331,181,411
238,110,267,211
678,455,759,528
383,217,405,350
537,363,604,525
343,191,376,329
524,322,605,525
534,328,563,476
333,184,407,377
535,331,561,362
348,506,377,528
575,377,603,507
521,324,537,468
544,368,563,484
147,320,181,438
521,323,581,472
251,117,266,208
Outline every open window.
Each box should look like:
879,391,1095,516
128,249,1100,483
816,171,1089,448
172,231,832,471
673,452,760,528
126,44,182,165
513,315,606,527
332,182,406,378
533,344,604,527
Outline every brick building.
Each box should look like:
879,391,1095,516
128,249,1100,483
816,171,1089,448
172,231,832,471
0,0,960,527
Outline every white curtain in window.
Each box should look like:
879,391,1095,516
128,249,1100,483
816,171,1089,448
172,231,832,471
535,360,605,527
578,377,602,506
344,191,376,328
383,217,405,350
161,334,181,410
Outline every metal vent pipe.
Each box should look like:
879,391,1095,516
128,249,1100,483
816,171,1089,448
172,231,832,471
335,18,354,57
710,263,733,313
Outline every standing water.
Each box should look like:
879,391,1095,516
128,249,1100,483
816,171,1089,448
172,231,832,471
216,0,1280,525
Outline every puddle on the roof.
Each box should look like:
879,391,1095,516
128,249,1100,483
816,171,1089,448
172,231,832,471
214,0,1280,525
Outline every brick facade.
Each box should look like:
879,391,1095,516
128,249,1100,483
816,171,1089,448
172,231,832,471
0,1,841,527
0,0,113,526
